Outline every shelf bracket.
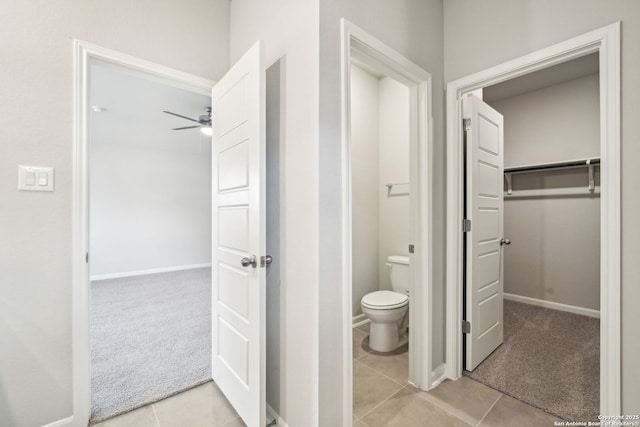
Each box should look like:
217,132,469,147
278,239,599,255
587,159,595,192
504,173,513,195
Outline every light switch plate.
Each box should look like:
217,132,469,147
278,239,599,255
18,165,54,192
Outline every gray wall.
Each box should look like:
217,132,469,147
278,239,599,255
377,78,411,292
351,67,411,317
444,0,640,413
265,60,282,420
229,1,320,425
351,65,380,317
319,1,444,425
488,75,600,311
0,1,229,425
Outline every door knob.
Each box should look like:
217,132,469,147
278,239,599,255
241,255,257,268
260,255,273,267
500,238,511,246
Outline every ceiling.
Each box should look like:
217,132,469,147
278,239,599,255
483,53,599,102
90,60,211,154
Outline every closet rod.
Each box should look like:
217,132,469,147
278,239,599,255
504,158,600,174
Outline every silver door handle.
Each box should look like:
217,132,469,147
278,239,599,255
260,255,273,267
241,255,257,268
500,238,511,246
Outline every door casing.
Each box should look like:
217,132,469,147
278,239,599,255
340,19,435,427
72,40,213,427
445,22,621,414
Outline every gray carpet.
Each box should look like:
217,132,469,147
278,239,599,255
90,268,211,422
465,300,599,422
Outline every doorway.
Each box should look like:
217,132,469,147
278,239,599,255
462,53,602,420
86,58,213,422
73,41,269,427
72,45,214,424
445,22,621,416
340,20,434,425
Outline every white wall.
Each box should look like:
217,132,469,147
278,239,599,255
490,75,600,167
229,2,320,425
319,1,444,425
377,77,411,291
89,62,212,278
351,65,380,316
487,75,600,311
0,1,229,425
350,68,411,317
444,0,640,412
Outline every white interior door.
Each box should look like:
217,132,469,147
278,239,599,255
464,94,504,371
211,41,265,427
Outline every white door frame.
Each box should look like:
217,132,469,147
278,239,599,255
445,22,621,415
340,19,434,426
72,40,213,426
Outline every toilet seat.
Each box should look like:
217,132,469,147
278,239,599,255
361,290,408,310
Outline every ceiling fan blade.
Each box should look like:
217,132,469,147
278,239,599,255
162,110,200,123
172,125,201,130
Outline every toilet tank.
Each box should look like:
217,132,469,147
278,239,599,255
387,255,410,294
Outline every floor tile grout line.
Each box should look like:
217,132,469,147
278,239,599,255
151,404,161,427
475,394,502,427
410,388,476,426
356,351,409,386
220,416,242,427
356,385,407,421
354,359,407,388
362,363,408,387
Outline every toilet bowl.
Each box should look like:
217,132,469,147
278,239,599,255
361,255,410,352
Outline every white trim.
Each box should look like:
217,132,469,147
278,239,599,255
352,313,370,329
445,23,620,415
267,403,290,427
90,263,212,281
73,40,214,427
503,293,600,319
430,363,447,389
341,18,434,426
41,416,74,427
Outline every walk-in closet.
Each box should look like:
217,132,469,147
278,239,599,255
464,53,601,421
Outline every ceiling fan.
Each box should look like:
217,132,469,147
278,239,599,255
162,106,212,135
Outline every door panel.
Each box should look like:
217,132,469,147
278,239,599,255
212,41,265,427
465,94,504,371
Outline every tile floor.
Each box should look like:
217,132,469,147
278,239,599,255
92,381,245,427
352,327,564,427
94,329,564,427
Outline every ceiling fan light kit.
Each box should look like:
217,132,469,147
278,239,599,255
162,106,212,134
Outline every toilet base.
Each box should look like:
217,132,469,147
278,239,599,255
369,323,408,352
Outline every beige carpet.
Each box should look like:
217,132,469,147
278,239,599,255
464,300,599,422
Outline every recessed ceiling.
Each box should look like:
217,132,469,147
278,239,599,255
484,53,599,103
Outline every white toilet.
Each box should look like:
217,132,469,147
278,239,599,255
361,255,410,352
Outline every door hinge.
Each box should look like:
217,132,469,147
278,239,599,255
463,219,471,232
85,252,89,263
462,320,471,334
408,244,415,254
463,118,471,131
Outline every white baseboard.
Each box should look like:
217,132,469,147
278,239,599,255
90,263,212,281
504,293,600,318
41,416,73,427
267,403,290,427
430,363,447,389
352,313,370,328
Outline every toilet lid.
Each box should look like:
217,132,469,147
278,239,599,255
361,290,409,310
